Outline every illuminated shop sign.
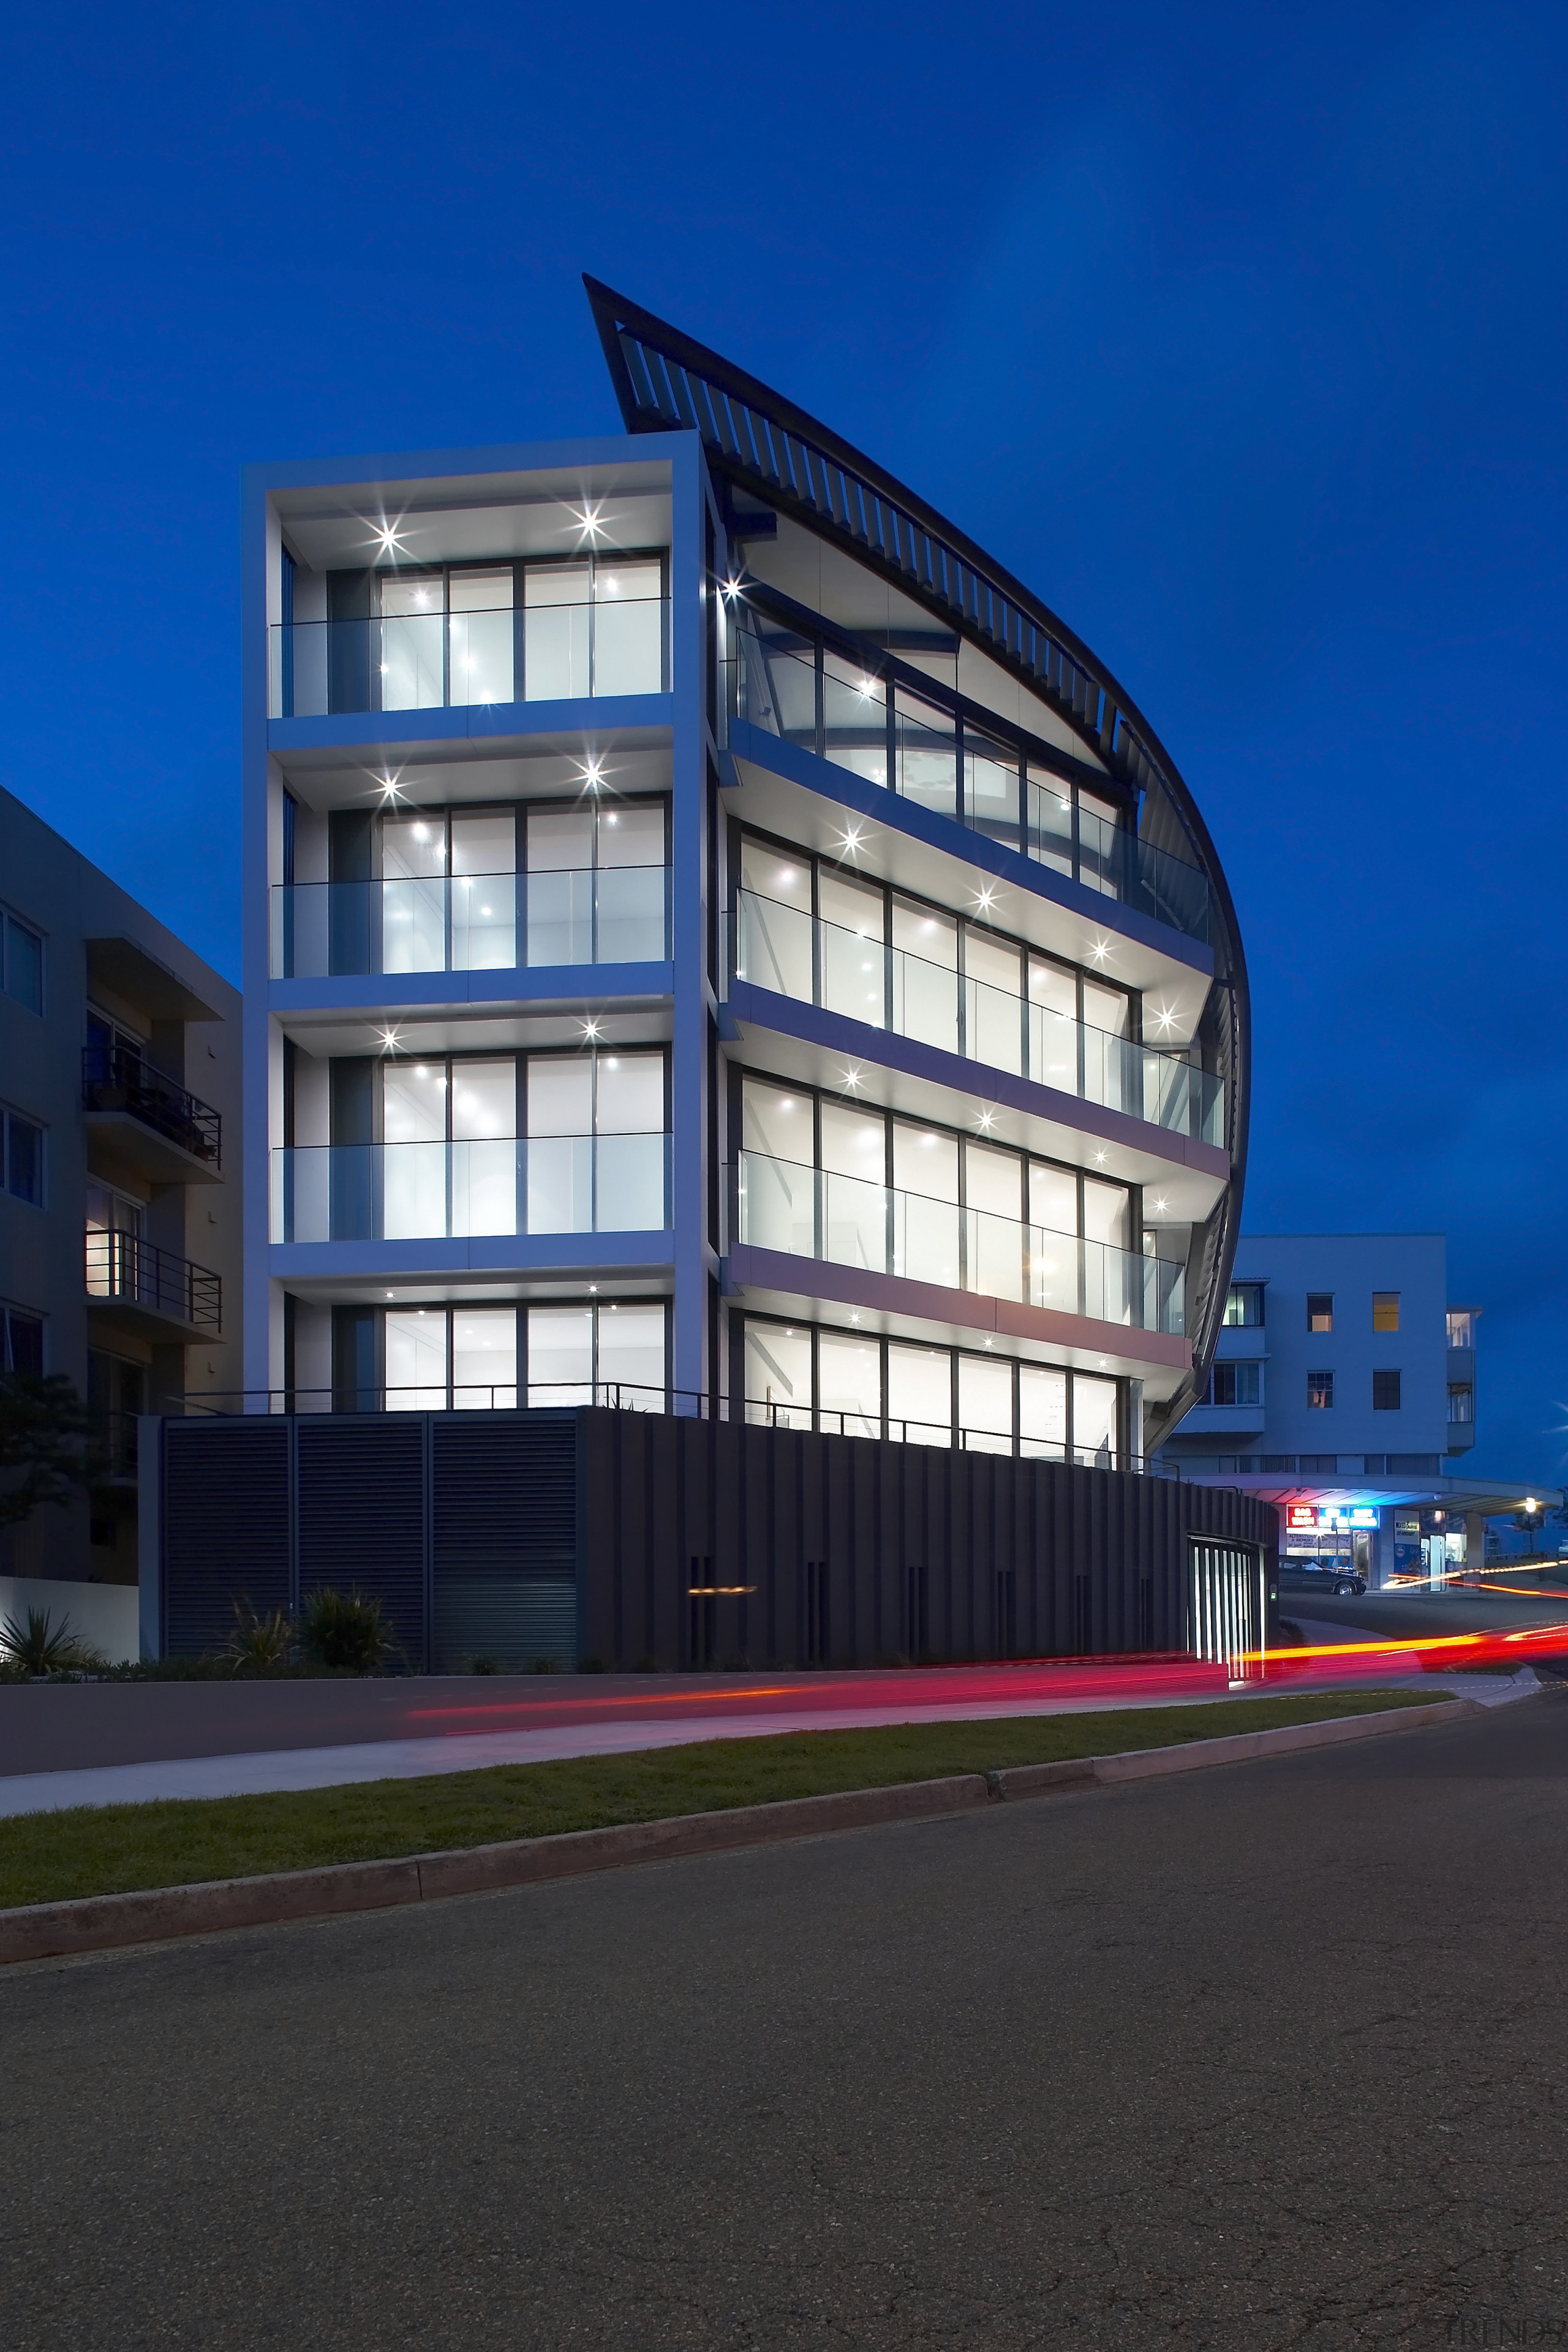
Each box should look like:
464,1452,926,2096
1285,1504,1379,1531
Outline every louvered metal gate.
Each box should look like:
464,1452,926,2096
1185,1538,1265,1679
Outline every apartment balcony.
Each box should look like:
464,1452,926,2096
270,865,669,981
271,1134,671,1245
729,1148,1185,1336
726,610,1212,944
733,888,1224,1147
81,1045,223,1185
85,1232,222,1342
269,590,668,719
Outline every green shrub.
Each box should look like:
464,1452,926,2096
0,1605,91,1675
298,1586,396,1673
225,1600,295,1673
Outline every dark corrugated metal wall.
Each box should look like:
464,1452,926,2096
160,1410,1276,1669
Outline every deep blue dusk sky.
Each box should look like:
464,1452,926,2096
2,4,1564,1477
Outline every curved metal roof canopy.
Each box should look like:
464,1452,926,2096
582,274,1250,1438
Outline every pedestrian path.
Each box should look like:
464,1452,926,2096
0,1670,1534,1817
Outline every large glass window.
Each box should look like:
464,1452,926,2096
816,1329,882,1439
527,1050,666,1235
526,799,668,967
4,1305,45,1373
733,830,1159,1114
888,1343,952,1447
526,1299,667,1406
744,1321,813,1429
737,1075,1147,1322
741,1316,1124,1464
524,556,664,699
381,808,518,974
448,568,514,705
1224,1283,1265,1327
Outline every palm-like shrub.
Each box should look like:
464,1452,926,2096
298,1586,395,1673
225,1600,295,1673
0,1606,86,1674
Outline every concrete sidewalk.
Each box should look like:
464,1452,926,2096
0,1670,1536,1817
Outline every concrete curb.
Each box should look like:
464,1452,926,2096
0,1695,1491,1966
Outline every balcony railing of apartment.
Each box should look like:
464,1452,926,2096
726,609,1211,944
270,864,670,979
85,1231,223,1333
268,592,669,718
181,1378,1180,1469
731,1149,1186,1335
81,1044,222,1167
89,1409,141,1481
271,1134,671,1243
733,889,1224,1145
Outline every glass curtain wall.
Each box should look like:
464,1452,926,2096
732,834,1221,1144
741,1314,1123,1463
380,1298,668,1411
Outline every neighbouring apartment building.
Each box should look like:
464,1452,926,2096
141,279,1272,1670
0,783,241,1589
1159,1232,1552,1586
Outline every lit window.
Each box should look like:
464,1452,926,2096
1373,1291,1400,1333
1447,1385,1473,1424
1306,1293,1333,1333
1447,1311,1473,1349
1307,1370,1334,1410
1223,1283,1264,1328
1373,1369,1401,1411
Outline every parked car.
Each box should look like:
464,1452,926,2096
1278,1563,1367,1599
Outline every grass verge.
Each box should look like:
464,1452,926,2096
1,1690,1436,1912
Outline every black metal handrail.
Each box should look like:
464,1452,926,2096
85,1231,222,1334
172,1381,1179,1475
82,1045,221,1167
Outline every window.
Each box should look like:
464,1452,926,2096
1447,1311,1473,1349
526,1299,667,1408
740,1316,1120,1463
1,913,43,1012
3,1109,44,1205
1209,1361,1261,1407
2,1305,43,1373
1373,1291,1400,1333
1373,1369,1401,1411
1223,1283,1264,1327
1447,1385,1474,1424
1306,1293,1333,1333
1307,1371,1334,1410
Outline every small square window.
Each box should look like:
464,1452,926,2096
2,914,43,1014
1373,1369,1401,1411
1307,1370,1334,1409
1373,1291,1400,1333
4,1111,43,1205
1306,1293,1333,1333
1223,1283,1264,1328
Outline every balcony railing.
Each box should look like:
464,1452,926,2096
269,594,669,718
270,865,670,979
731,1148,1185,1335
733,889,1224,1145
82,1045,222,1167
728,613,1211,943
271,1135,671,1243
85,1231,222,1333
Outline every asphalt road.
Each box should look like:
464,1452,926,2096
3,1697,1567,2351
1284,1580,1568,1644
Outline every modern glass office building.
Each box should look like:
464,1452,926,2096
241,278,1250,1465
192,281,1266,1667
